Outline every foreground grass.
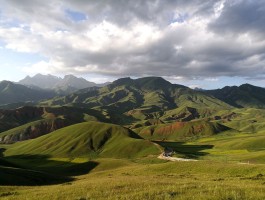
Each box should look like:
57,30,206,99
193,130,265,163
1,158,265,200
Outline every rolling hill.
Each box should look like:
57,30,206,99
3,121,160,159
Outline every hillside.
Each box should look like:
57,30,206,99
4,122,160,159
42,77,232,124
0,81,56,105
0,106,109,143
135,120,232,141
0,119,71,144
206,84,265,108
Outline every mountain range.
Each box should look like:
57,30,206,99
1,76,265,144
1,75,265,113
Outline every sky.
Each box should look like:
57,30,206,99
0,0,265,89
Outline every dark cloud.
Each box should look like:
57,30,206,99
64,0,219,27
209,0,265,35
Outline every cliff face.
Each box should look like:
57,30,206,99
0,118,71,144
0,106,43,120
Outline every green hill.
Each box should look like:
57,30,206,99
4,122,159,159
135,120,232,141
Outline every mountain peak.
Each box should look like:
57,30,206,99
64,74,77,79
0,80,13,84
19,74,61,89
135,76,172,90
112,77,133,85
239,83,257,88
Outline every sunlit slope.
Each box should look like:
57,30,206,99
135,120,232,141
4,122,159,159
187,128,265,163
219,108,265,133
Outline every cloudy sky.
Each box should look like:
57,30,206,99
0,0,265,89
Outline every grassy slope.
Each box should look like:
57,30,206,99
220,108,265,133
0,106,110,143
0,121,159,186
4,122,159,159
193,130,265,163
135,120,232,141
0,165,71,186
1,159,265,199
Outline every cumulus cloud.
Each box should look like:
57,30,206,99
0,0,265,80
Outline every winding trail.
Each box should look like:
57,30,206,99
158,153,198,162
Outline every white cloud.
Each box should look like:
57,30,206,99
0,0,265,80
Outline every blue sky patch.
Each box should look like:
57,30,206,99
172,13,189,23
65,9,87,22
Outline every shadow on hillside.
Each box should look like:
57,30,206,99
154,141,214,159
0,154,99,186
0,148,5,157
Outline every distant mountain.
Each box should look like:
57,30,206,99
193,87,205,91
19,74,109,93
205,84,265,108
54,74,99,89
0,81,56,105
19,74,61,89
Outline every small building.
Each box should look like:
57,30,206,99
163,147,174,157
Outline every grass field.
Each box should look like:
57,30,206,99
1,158,265,199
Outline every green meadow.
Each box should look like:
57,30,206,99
1,158,265,200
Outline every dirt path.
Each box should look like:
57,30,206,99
158,153,198,162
